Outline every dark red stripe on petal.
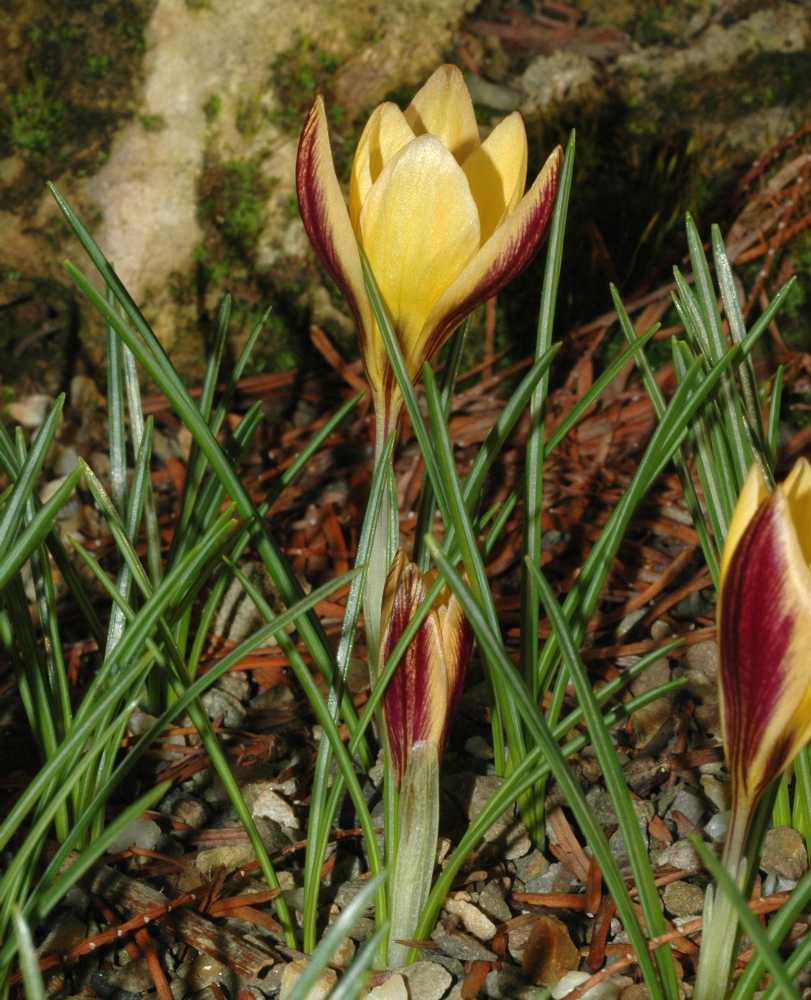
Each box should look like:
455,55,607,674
295,102,368,347
720,495,796,800
381,566,440,785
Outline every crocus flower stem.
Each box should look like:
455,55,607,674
363,409,399,668
693,797,751,1000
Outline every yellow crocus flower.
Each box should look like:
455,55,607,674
296,64,562,434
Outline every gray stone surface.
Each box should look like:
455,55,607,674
400,962,453,1000
760,826,808,881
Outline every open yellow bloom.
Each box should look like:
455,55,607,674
297,65,562,429
719,458,811,810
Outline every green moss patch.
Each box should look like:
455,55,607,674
0,1,157,210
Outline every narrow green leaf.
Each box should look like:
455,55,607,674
285,876,385,1000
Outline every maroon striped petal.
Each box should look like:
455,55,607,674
296,98,377,392
720,486,811,809
380,553,447,786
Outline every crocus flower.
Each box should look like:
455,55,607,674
296,64,562,434
718,457,811,813
379,550,473,786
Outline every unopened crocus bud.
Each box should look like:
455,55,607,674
719,458,811,813
695,457,811,1000
379,550,473,787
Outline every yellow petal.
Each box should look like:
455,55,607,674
437,593,472,711
349,103,415,233
404,64,479,162
781,457,811,565
462,112,528,244
360,134,480,374
417,144,562,368
720,462,771,584
296,97,377,386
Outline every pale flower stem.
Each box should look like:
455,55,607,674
364,407,397,670
365,407,400,894
387,741,440,968
693,800,751,1000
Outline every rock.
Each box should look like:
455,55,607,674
507,921,533,964
609,800,653,867
477,880,512,924
106,817,162,854
466,76,523,113
188,954,226,991
104,959,154,993
513,849,549,885
445,898,497,941
172,797,208,831
521,915,579,987
665,787,705,828
244,782,299,830
7,394,52,428
586,787,617,829
628,656,672,744
331,937,356,970
447,774,527,860
400,961,452,1000
485,968,524,999
431,922,496,961
196,818,289,877
699,774,729,812
201,687,246,727
280,959,336,1000
524,862,578,895
367,973,409,1000
655,839,702,872
684,641,722,738
760,827,807,881
704,811,728,844
551,972,621,999
335,877,376,910
520,51,599,117
662,880,705,917
620,988,651,1000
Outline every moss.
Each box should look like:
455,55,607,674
139,112,167,131
7,77,66,154
775,230,811,355
203,93,221,123
235,95,264,137
199,158,269,255
625,1,703,47
268,35,344,136
0,1,157,210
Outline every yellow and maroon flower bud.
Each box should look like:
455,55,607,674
719,458,811,811
379,550,473,786
296,65,562,429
